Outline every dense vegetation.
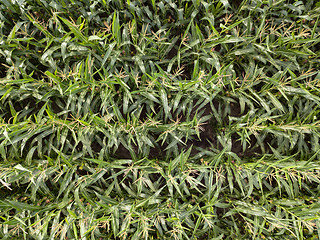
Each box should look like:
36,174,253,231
1,0,320,239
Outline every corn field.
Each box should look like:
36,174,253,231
1,0,320,239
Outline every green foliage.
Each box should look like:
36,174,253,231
1,0,320,239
